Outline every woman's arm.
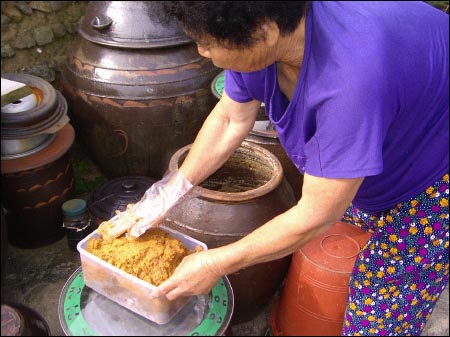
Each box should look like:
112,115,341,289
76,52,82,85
112,93,261,239
216,173,364,272
179,91,261,185
152,173,364,300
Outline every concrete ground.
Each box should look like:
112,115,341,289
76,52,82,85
0,234,448,336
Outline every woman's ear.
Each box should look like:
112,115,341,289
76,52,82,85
261,21,280,48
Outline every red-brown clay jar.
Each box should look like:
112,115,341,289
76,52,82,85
270,221,372,336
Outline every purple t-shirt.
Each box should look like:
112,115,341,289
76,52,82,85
224,1,449,212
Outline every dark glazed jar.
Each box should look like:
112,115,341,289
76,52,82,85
1,124,75,248
1,74,72,248
87,176,157,227
1,206,7,279
166,141,297,324
246,126,304,201
61,1,221,179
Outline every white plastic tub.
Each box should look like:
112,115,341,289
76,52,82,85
77,224,208,324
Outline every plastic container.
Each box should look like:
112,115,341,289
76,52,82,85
76,224,208,325
62,199,93,251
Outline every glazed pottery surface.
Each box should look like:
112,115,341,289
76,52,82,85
166,141,297,324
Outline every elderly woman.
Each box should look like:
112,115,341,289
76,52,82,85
102,2,449,335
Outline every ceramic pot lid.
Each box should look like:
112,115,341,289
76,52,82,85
1,73,69,139
78,1,192,48
88,176,156,221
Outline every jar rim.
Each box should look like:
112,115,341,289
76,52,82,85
168,141,284,202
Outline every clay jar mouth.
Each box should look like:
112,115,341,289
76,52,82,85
168,141,283,202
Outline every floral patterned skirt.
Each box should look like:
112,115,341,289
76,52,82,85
341,174,449,336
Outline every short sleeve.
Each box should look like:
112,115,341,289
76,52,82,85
223,70,254,103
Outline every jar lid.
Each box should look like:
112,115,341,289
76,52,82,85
88,176,156,222
1,73,69,140
62,199,87,217
1,305,23,336
78,2,192,48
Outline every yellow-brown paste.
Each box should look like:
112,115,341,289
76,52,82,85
86,228,198,286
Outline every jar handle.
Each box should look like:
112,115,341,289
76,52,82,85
112,128,128,158
91,15,113,31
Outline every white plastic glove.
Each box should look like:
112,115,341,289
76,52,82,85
126,170,193,239
97,170,193,241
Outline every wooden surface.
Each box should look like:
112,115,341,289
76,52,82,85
1,78,33,107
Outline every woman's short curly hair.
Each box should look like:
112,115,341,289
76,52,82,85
162,1,311,48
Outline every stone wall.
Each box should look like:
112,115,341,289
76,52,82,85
1,1,87,90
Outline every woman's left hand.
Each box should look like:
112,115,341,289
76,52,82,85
150,248,225,301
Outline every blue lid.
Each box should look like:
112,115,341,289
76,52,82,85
62,199,87,217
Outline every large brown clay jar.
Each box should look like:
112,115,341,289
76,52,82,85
61,1,221,179
166,141,297,324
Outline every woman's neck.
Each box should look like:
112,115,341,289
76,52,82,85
276,17,307,68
